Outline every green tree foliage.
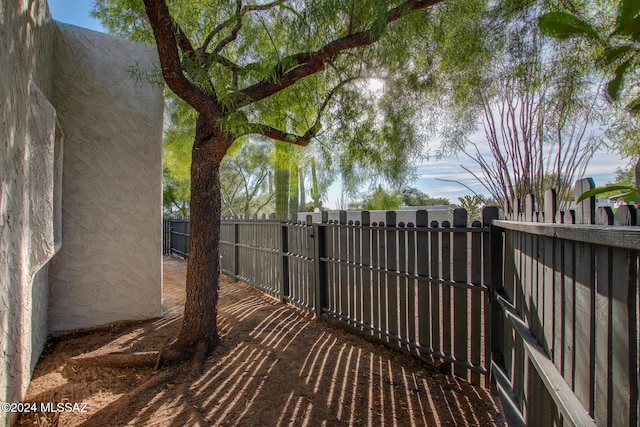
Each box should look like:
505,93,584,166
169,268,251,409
92,0,449,357
356,186,448,209
94,0,438,199
456,194,486,222
400,187,450,205
539,0,640,159
539,0,639,110
432,1,603,208
612,165,636,187
220,139,274,217
539,0,640,203
360,186,403,210
577,160,640,204
163,167,190,217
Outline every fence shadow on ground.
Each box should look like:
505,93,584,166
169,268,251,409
18,271,504,426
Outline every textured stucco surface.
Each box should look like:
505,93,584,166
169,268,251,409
48,23,163,332
1,3,163,425
0,1,57,425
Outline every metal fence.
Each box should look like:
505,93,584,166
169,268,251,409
163,218,190,258
162,167,640,426
216,208,497,387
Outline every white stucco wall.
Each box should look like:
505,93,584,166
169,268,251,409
47,23,164,332
1,2,164,425
0,1,57,425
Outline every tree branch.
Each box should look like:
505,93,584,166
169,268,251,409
143,0,221,120
202,0,286,53
211,0,244,54
177,26,195,54
234,0,444,109
245,123,319,147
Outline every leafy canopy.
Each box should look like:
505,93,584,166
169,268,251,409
93,0,453,190
539,0,640,113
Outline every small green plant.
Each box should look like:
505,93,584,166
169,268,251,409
577,183,638,204
539,0,640,113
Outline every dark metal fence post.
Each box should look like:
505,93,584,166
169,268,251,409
280,218,289,303
481,207,501,386
169,218,175,256
233,222,240,281
313,211,328,317
162,219,169,255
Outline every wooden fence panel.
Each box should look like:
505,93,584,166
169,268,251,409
573,241,595,413
594,244,612,426
493,196,640,427
610,246,638,427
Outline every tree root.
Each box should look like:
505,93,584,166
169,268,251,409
70,339,213,370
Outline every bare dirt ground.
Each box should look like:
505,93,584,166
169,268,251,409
16,256,505,426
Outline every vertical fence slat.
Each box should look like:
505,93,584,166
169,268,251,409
416,211,430,354
470,220,482,386
563,236,575,387
453,208,468,379
371,222,380,339
610,246,638,427
542,234,554,358
398,221,408,345
330,218,339,313
280,221,289,303
407,220,417,346
573,241,594,414
361,212,372,329
346,218,354,322
339,211,348,318
313,213,328,317
484,207,500,390
430,221,441,355
594,244,611,427
386,211,398,343
353,218,361,326
442,220,452,366
234,222,240,280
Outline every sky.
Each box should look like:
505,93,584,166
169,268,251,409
48,0,105,32
46,1,631,208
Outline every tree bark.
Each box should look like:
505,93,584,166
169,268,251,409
171,117,230,352
298,168,306,212
289,162,299,217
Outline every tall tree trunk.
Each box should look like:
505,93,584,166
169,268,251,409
298,168,306,212
289,162,299,216
172,118,229,352
275,167,289,220
311,158,321,209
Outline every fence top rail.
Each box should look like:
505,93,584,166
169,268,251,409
317,223,489,232
493,219,640,250
219,219,491,232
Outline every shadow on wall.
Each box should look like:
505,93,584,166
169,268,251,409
0,2,58,426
